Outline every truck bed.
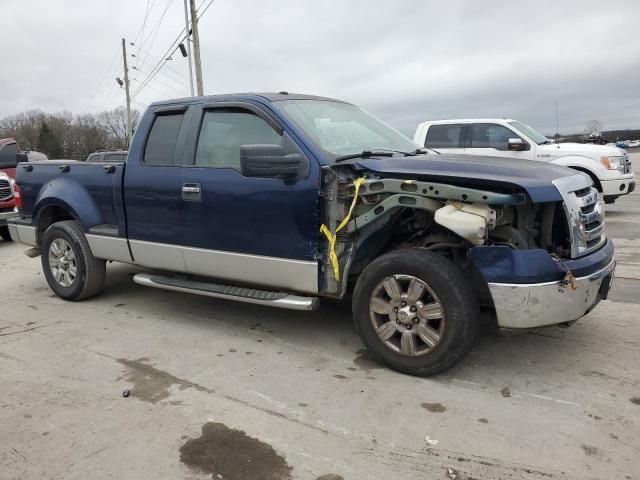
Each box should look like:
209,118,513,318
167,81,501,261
16,160,126,235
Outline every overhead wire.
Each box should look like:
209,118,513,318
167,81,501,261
132,0,216,99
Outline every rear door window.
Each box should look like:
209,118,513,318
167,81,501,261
425,124,464,148
144,113,185,165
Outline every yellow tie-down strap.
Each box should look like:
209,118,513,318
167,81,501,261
320,177,366,282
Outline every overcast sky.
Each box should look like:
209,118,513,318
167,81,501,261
2,0,639,136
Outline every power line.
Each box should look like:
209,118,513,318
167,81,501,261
132,0,215,99
132,54,188,88
131,66,187,96
134,0,176,74
132,0,153,72
84,46,122,113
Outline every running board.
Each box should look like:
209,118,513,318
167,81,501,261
133,273,319,311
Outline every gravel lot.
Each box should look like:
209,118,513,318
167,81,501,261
1,154,638,480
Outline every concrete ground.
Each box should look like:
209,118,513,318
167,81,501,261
1,155,639,480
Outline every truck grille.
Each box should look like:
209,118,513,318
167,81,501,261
0,178,12,201
552,174,606,258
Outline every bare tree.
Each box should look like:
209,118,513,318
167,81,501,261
98,107,140,149
0,110,46,150
1,107,140,159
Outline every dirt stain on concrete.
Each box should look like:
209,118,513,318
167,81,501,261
421,402,447,413
333,374,347,380
116,357,213,403
353,349,383,372
630,397,640,405
500,387,511,398
478,418,489,423
179,422,292,480
581,445,599,456
315,475,345,480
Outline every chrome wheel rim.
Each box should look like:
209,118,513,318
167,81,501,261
48,238,77,288
369,275,445,357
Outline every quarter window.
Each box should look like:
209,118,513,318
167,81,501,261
195,110,283,169
425,124,464,148
144,113,185,165
470,124,518,150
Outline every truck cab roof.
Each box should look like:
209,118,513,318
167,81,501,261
417,118,517,126
149,92,349,108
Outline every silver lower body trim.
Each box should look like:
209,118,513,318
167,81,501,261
128,239,318,294
86,234,133,263
133,273,319,311
488,259,615,329
7,223,37,246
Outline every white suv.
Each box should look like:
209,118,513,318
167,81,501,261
414,119,635,203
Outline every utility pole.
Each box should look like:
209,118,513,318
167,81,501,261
555,100,559,139
182,0,195,96
189,0,204,96
121,38,132,147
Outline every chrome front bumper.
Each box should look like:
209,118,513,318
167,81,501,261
0,209,18,225
488,259,615,329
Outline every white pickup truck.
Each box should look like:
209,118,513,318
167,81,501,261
414,119,635,203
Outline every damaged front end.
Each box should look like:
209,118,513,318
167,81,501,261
319,166,614,330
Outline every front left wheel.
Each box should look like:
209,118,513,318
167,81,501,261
41,221,106,301
352,249,479,377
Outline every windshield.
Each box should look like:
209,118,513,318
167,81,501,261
507,120,550,145
275,100,419,162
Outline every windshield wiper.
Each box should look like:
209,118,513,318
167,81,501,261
334,150,396,163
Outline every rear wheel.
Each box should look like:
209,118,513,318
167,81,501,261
0,226,11,241
352,249,478,376
41,221,106,301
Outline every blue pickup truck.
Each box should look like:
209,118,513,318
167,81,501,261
8,92,615,376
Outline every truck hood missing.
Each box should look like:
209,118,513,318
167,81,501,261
350,154,579,202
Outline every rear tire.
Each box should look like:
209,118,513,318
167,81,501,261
41,221,106,301
352,249,478,376
0,226,11,242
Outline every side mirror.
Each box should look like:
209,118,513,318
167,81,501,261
508,138,529,151
16,152,28,163
240,144,302,179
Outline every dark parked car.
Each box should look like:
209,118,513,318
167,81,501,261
0,138,26,241
86,150,128,162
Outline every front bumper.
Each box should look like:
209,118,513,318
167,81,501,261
601,173,635,197
487,258,615,329
0,208,19,226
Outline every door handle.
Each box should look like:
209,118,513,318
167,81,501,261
181,183,202,202
182,185,201,194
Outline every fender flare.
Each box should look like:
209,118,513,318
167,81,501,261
33,176,103,231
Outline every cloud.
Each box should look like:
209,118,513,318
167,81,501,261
1,0,638,136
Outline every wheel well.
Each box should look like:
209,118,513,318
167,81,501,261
568,166,602,192
37,206,75,243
